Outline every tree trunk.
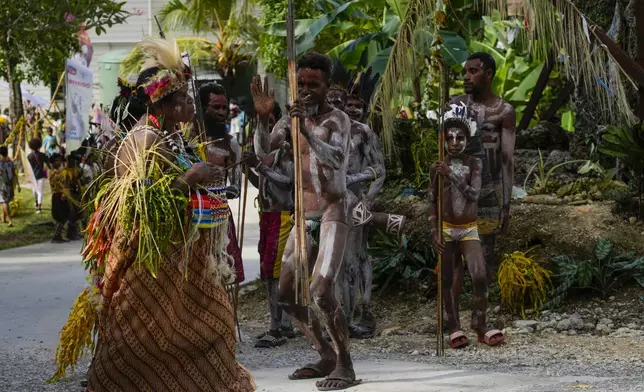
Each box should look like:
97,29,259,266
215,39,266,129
5,59,24,124
634,0,644,119
412,75,422,107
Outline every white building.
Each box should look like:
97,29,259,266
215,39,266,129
0,0,167,110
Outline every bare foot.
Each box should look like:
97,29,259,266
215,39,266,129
315,366,360,391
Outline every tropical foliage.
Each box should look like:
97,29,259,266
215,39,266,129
369,231,436,294
544,238,644,309
153,0,260,81
0,0,129,119
371,0,638,153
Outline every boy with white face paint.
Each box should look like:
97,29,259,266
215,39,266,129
428,103,505,349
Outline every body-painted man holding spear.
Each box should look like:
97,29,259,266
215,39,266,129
252,51,359,389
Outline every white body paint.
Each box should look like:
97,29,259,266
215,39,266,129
319,223,337,278
449,159,470,216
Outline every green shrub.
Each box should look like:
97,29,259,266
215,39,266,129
543,238,644,309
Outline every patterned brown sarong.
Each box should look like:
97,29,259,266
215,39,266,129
87,231,255,392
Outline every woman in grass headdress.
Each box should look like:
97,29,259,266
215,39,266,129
50,37,255,391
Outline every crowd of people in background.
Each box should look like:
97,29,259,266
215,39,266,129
0,102,100,243
0,92,249,244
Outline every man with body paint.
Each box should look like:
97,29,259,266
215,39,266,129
450,52,517,314
251,52,359,391
242,103,297,348
198,82,246,284
428,103,505,348
326,64,404,340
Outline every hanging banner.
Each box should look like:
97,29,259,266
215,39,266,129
72,24,94,68
65,59,93,153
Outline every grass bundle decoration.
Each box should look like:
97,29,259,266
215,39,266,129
47,286,100,383
83,139,189,279
498,247,552,318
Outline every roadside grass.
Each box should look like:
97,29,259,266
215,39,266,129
0,182,54,251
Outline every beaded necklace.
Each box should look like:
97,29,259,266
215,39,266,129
147,113,197,170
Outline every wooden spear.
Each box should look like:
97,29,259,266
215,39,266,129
435,58,448,358
287,0,310,306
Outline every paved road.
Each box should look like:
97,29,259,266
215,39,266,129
253,360,612,391
0,185,261,351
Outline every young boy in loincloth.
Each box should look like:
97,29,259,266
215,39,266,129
428,103,505,349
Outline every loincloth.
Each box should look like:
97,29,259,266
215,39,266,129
306,218,322,248
259,211,293,280
443,221,480,242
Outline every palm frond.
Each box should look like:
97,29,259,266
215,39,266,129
159,0,239,33
371,0,437,153
159,0,194,32
483,0,636,123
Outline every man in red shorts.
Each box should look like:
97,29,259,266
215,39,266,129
243,102,296,348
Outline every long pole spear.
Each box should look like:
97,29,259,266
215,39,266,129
435,57,449,357
287,0,310,306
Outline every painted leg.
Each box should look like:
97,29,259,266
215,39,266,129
480,234,497,286
450,248,464,332
368,212,406,236
442,242,468,348
267,279,281,331
461,240,503,346
279,228,336,380
310,221,359,391
352,226,375,339
255,279,287,348
340,226,361,325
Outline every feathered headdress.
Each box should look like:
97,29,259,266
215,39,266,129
442,103,477,137
329,60,351,93
135,38,192,104
347,67,380,107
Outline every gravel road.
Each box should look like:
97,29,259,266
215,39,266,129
5,329,642,392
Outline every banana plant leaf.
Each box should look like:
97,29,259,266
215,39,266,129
414,28,468,67
264,0,361,54
561,111,575,132
385,0,409,20
368,46,392,76
509,62,544,102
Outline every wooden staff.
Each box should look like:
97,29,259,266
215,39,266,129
287,0,310,306
435,57,449,358
232,141,251,343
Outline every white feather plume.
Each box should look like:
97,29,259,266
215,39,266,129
441,103,478,137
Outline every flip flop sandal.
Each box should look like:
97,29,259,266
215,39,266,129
281,329,299,339
255,330,281,340
288,364,329,380
254,334,287,349
316,377,363,391
448,331,469,349
349,325,375,340
478,329,504,346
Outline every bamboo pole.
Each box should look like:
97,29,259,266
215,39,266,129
287,0,309,306
435,58,448,358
